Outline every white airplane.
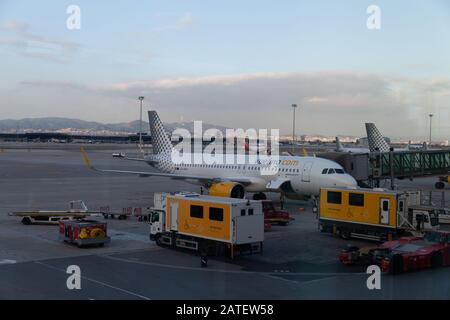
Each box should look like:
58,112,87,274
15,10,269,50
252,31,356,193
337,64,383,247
81,110,357,200
365,123,424,152
335,137,370,153
337,123,427,153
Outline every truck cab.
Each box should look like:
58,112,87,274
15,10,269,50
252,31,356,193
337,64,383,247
408,206,440,232
149,209,165,241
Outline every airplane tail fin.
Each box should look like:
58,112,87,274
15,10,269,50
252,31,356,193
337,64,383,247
148,110,173,155
302,148,309,156
365,123,390,152
335,137,344,152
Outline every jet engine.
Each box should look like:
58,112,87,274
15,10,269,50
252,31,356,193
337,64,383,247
209,182,245,199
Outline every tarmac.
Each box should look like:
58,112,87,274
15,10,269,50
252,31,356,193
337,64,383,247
0,145,450,300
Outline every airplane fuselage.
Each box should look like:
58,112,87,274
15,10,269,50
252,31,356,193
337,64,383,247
146,153,357,198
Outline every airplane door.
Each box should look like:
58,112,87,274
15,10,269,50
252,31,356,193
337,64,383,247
380,198,390,225
170,202,179,231
302,162,313,182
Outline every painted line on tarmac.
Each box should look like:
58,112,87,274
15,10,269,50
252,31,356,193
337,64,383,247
34,261,152,300
0,260,16,265
101,254,365,277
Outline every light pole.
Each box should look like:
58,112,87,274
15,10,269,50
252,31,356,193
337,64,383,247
292,104,298,153
428,113,433,145
138,96,144,151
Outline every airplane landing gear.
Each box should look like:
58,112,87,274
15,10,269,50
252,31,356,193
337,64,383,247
435,182,445,190
280,194,285,209
311,196,319,217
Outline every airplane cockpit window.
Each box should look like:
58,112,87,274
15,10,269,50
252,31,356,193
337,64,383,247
322,169,328,174
335,169,345,174
327,169,335,174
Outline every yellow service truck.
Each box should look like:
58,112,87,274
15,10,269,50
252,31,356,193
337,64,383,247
149,193,264,258
319,187,440,241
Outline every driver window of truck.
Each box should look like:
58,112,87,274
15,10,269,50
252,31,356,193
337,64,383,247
151,212,159,223
398,200,404,213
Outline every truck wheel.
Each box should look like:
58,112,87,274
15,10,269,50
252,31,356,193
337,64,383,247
431,252,443,268
155,235,163,247
391,254,404,275
22,217,32,225
199,240,210,256
253,193,267,200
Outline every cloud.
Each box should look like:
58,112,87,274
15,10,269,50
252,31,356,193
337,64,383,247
307,97,329,103
151,11,194,34
103,72,293,91
1,20,30,33
20,80,91,91
17,70,450,138
0,20,80,63
179,12,193,27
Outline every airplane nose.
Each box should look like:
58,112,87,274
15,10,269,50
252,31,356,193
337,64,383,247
331,174,357,188
343,174,358,187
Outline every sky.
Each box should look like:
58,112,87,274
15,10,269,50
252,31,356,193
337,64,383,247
0,0,450,139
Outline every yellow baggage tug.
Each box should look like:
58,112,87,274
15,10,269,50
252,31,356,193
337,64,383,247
149,193,264,258
319,187,440,241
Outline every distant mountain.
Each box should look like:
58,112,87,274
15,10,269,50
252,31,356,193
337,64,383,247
0,117,230,135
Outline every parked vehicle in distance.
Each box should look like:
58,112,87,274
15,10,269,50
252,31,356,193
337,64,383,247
438,208,450,224
340,230,450,274
262,200,293,226
9,200,103,225
112,152,126,158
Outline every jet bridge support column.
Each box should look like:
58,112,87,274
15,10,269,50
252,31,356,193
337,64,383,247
389,149,395,190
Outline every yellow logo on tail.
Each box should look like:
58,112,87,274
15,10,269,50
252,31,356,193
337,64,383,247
302,148,309,157
80,147,92,169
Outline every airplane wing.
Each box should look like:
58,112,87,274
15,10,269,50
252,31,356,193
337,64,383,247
81,148,254,186
124,156,148,162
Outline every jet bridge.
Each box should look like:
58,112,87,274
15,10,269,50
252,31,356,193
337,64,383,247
320,149,450,187
370,150,450,179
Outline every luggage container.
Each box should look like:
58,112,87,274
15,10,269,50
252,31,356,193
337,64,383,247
59,220,110,248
